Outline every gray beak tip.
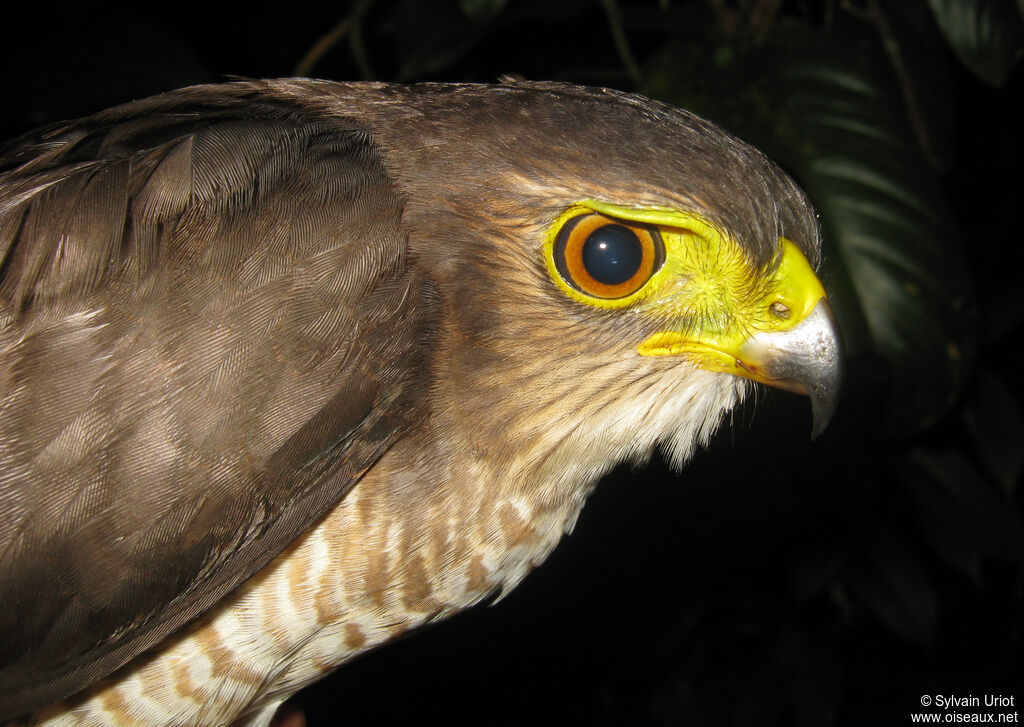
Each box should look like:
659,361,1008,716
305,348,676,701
741,298,845,439
805,300,845,439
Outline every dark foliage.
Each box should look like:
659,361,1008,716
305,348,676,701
2,1,1021,724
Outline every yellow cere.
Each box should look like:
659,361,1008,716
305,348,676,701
543,200,827,375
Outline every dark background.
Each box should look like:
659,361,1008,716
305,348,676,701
2,1,1021,725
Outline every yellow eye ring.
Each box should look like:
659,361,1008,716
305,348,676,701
552,213,664,299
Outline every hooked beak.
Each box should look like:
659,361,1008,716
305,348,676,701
637,238,844,437
737,298,844,437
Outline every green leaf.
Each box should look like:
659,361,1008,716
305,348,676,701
900,448,1024,579
845,523,938,646
389,0,492,81
927,0,1024,86
459,0,507,19
962,371,1024,493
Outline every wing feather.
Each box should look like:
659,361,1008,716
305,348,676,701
0,88,432,718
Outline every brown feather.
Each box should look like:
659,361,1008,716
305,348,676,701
0,91,434,718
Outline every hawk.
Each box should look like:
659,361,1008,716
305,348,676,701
0,80,842,726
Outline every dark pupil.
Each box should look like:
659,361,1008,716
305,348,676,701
581,224,643,285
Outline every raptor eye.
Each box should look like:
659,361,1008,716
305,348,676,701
553,214,663,300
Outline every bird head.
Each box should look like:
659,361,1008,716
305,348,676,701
302,81,843,471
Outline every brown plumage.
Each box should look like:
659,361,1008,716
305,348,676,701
0,79,838,726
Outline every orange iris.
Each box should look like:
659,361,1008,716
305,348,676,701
553,213,663,299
